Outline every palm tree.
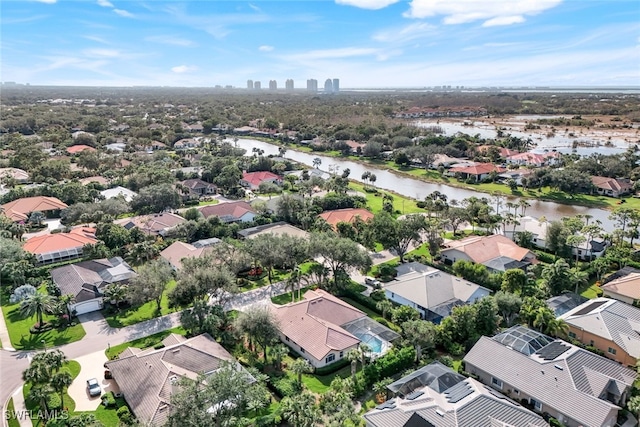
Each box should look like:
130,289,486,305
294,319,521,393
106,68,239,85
285,267,302,303
279,392,319,427
28,386,51,419
20,292,57,327
272,344,289,371
290,358,313,388
376,299,393,320
51,370,73,408
58,294,75,322
518,199,531,216
545,318,569,339
29,211,45,227
103,283,128,311
358,343,371,368
346,349,360,385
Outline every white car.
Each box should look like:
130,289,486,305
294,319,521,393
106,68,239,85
364,277,382,288
87,378,102,397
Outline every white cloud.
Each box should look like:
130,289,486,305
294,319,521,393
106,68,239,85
96,0,113,7
35,0,57,3
285,47,380,61
259,45,274,52
113,9,134,18
373,22,437,43
336,0,400,10
171,65,197,73
83,35,110,44
404,0,562,26
83,48,121,58
145,35,195,47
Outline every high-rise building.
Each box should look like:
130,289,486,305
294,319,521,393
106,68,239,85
324,79,333,93
254,81,261,90
306,79,318,93
332,78,340,93
285,79,294,91
247,80,254,90
269,80,277,90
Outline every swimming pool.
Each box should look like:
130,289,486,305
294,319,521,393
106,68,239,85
354,332,384,354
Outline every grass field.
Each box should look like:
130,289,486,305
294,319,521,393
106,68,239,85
105,326,187,360
348,181,424,215
6,398,20,427
1,293,86,350
103,280,178,328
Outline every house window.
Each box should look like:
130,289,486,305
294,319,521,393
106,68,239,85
530,399,542,411
391,293,395,298
326,354,335,364
513,389,520,395
300,348,306,354
568,331,576,339
491,377,503,389
608,347,617,355
285,336,289,342
589,340,595,347
339,351,344,358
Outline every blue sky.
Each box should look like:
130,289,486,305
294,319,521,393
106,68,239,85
2,0,639,88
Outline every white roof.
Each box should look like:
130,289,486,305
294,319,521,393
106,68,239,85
100,186,137,202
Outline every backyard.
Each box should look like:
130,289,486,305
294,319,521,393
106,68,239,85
103,280,178,328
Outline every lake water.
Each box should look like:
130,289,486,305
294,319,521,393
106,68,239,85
233,138,617,231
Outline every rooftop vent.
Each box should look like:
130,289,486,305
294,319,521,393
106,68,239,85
436,409,445,417
554,364,563,371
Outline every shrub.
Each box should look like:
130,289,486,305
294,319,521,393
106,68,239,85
438,355,454,368
370,290,386,302
9,284,37,304
314,358,350,376
269,376,299,398
362,347,415,386
117,406,134,425
47,393,62,410
153,344,165,350
101,391,116,408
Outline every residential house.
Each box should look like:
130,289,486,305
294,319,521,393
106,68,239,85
240,171,282,190
106,333,246,426
172,138,201,150
477,145,519,159
506,151,560,167
560,298,640,366
364,362,549,427
592,176,634,197
51,257,136,315
237,221,309,240
441,234,537,272
79,176,109,186
66,144,96,154
160,238,222,270
270,289,399,368
2,196,68,222
199,201,256,223
180,179,217,198
343,140,366,154
149,141,167,151
182,122,203,133
600,273,640,305
24,227,98,265
498,168,534,186
0,167,29,183
318,208,374,230
504,216,609,261
546,292,588,317
100,186,138,203
448,163,506,182
464,325,637,427
385,262,491,323
114,212,185,236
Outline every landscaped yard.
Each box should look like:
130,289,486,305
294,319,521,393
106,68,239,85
106,326,187,360
24,360,81,426
103,280,178,328
1,293,86,350
348,182,423,215
271,286,314,305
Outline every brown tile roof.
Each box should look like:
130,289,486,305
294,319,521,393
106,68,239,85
160,241,213,270
79,176,109,186
198,201,255,221
270,289,364,361
591,176,633,193
443,234,533,264
601,273,640,301
318,208,374,228
23,227,97,255
105,334,235,426
241,171,281,187
2,196,68,221
449,163,506,175
66,144,96,154
114,213,185,235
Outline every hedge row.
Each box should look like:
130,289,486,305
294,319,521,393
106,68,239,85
361,346,415,386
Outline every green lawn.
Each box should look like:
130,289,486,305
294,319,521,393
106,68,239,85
6,398,20,427
24,360,81,426
239,269,290,292
106,326,187,360
298,364,352,394
103,280,178,328
1,300,86,350
348,182,423,215
271,286,314,305
197,199,220,206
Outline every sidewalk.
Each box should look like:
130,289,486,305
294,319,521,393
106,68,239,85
0,306,15,351
11,386,32,427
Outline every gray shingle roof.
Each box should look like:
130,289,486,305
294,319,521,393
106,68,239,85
364,363,548,427
463,330,636,427
560,298,640,359
105,333,235,426
51,257,136,301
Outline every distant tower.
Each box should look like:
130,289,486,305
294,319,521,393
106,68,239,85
247,80,254,90
324,79,333,93
254,81,261,90
306,79,318,93
269,80,277,90
332,78,340,93
285,79,294,91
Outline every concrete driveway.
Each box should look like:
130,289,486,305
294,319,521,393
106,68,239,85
67,350,119,411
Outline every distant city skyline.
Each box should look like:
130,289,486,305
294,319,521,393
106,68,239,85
1,1,638,88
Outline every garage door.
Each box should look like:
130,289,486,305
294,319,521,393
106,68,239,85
73,299,103,315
